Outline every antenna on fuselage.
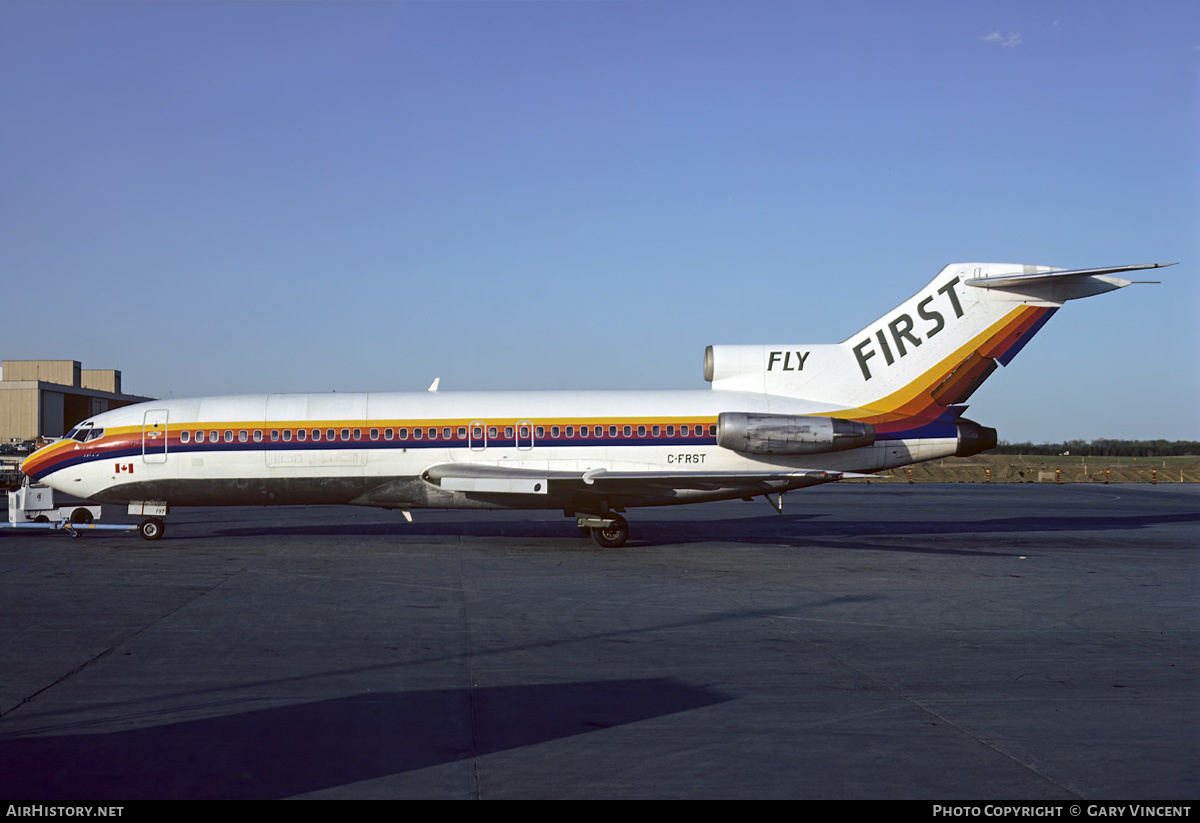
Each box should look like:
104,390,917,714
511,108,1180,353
427,378,440,392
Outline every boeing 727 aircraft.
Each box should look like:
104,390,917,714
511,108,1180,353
22,262,1169,546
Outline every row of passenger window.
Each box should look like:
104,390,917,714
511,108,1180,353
181,428,363,444
177,423,718,445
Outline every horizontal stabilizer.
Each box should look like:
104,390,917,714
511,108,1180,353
964,262,1174,291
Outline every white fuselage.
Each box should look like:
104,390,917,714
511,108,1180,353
25,388,959,512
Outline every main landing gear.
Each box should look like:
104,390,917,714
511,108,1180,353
138,518,166,541
576,513,629,548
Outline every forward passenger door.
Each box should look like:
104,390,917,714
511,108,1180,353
142,409,169,464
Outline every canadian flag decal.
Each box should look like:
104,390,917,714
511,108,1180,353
115,463,134,474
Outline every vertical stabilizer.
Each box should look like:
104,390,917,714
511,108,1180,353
705,263,1169,420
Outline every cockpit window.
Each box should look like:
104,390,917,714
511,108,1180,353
67,424,98,443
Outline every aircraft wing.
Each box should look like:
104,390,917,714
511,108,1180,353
421,462,873,495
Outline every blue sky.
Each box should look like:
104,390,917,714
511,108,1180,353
2,0,1196,442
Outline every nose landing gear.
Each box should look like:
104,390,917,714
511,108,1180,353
138,518,166,541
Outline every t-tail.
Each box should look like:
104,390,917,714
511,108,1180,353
704,262,1171,453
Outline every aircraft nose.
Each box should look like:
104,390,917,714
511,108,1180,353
21,442,55,478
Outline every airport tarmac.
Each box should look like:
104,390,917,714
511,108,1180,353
1,483,1196,800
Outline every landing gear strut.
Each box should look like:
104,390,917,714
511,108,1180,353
576,514,629,548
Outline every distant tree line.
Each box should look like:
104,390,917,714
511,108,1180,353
994,440,1199,457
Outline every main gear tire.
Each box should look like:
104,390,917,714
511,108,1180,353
590,515,628,548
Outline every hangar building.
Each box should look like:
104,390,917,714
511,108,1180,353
0,360,154,444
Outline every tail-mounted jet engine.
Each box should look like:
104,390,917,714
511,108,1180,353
717,412,875,456
954,419,998,457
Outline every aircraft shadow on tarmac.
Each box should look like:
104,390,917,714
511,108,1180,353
0,678,727,800
205,510,1200,556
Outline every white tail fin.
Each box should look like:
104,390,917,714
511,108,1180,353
705,262,1169,418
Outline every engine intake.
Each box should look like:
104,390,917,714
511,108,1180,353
717,412,875,456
